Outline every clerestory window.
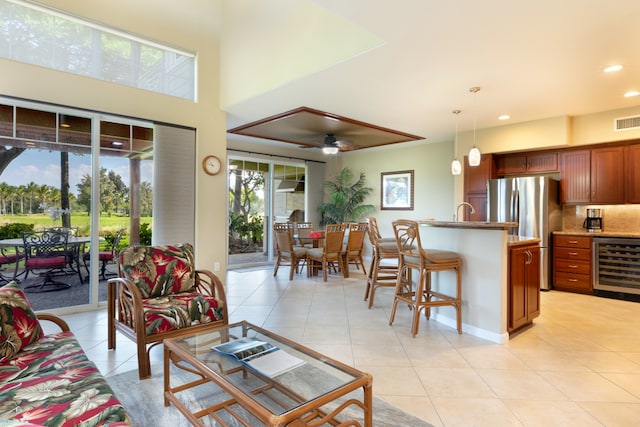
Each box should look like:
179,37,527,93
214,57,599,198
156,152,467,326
0,0,196,101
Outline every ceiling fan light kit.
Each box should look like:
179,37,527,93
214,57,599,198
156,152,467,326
322,133,340,154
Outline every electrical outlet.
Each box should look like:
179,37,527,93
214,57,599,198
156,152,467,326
214,262,220,272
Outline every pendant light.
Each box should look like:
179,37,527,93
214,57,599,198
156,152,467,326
451,109,462,175
468,86,481,167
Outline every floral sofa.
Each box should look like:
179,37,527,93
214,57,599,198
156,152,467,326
0,282,131,426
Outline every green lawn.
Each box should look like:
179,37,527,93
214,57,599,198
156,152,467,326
0,214,151,237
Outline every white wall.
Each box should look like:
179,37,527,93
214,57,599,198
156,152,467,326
0,0,228,275
342,140,455,240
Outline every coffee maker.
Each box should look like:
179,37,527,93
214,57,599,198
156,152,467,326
583,208,603,232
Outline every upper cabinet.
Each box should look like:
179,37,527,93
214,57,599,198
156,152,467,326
496,152,558,176
560,146,626,204
626,143,640,203
590,146,625,203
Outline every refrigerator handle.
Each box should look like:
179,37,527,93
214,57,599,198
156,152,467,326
512,189,520,224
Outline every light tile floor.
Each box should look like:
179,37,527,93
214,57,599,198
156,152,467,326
50,266,640,426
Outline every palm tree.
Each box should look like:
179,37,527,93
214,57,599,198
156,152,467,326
318,167,375,225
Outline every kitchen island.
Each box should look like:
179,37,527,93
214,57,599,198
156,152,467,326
418,220,539,343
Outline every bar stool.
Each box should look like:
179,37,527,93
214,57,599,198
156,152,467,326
389,219,462,336
364,218,401,308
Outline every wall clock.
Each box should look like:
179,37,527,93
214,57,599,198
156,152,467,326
202,155,222,176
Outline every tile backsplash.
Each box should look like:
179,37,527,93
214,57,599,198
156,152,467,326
562,204,640,232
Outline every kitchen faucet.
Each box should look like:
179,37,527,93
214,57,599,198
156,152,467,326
454,202,475,222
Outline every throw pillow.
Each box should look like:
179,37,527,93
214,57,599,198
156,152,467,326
119,243,196,298
0,281,44,363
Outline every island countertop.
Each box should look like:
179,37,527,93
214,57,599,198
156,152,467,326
420,220,518,230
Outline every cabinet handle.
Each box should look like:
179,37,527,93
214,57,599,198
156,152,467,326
568,264,578,268
568,240,578,244
568,252,578,256
568,278,578,282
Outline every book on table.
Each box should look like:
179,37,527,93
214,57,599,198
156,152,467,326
212,337,306,377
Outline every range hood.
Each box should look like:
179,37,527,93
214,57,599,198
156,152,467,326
276,180,305,192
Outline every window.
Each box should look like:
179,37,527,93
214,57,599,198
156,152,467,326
0,0,196,100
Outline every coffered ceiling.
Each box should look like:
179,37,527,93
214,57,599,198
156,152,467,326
223,0,640,151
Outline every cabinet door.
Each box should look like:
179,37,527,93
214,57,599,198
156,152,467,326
508,246,528,332
625,144,640,203
591,146,625,203
464,154,495,193
560,150,591,204
464,193,487,222
497,155,527,175
526,246,540,321
526,152,558,173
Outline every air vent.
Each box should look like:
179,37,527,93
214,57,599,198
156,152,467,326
614,115,640,131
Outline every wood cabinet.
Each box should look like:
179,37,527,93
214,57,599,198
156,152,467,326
560,146,625,204
497,152,558,176
590,146,625,203
463,154,495,221
625,143,640,203
508,242,540,333
553,234,592,294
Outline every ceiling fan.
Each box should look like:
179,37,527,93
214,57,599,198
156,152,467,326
303,133,357,154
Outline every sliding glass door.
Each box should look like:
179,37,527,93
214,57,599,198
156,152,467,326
227,156,306,269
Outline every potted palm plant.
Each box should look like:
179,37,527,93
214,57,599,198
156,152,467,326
319,167,375,225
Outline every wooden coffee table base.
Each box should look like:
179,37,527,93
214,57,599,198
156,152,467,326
164,333,372,427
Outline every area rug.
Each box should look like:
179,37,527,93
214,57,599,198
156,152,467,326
107,364,433,427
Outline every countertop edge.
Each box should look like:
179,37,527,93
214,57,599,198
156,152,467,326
508,237,541,247
420,220,518,230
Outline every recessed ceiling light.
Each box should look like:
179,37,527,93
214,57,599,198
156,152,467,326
604,64,623,73
624,90,640,98
498,115,510,121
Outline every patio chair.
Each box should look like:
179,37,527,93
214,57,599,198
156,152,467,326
107,243,228,379
83,228,125,280
21,230,73,292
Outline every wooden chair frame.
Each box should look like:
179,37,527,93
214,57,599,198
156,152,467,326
343,222,368,278
107,262,228,379
364,218,400,308
307,224,346,281
389,219,462,337
273,224,308,280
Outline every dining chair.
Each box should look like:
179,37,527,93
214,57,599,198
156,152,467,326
342,222,367,278
273,224,308,280
83,228,126,280
389,219,462,337
294,222,315,248
307,223,347,281
21,230,73,292
364,218,400,308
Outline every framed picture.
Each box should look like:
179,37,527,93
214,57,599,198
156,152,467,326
381,170,414,210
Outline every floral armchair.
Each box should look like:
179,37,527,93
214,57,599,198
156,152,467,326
107,243,228,379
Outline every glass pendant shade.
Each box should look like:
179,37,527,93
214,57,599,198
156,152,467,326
451,159,462,175
468,146,481,166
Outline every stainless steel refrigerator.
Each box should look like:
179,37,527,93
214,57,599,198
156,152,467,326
487,176,562,290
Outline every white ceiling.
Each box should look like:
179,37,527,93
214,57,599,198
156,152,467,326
224,0,640,148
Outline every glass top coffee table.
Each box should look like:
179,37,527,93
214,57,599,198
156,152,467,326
163,321,372,426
